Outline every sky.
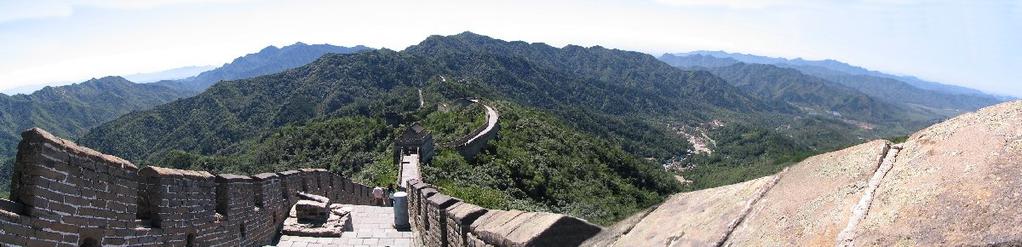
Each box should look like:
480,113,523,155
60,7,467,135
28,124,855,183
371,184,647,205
0,0,1019,96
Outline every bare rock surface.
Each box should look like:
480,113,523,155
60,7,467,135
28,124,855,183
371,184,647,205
612,175,778,247
725,140,889,246
851,101,1022,246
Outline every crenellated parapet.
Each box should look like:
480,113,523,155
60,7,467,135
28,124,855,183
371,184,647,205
0,128,377,247
404,178,602,247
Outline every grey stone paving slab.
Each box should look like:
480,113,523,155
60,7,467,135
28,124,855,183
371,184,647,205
275,204,413,246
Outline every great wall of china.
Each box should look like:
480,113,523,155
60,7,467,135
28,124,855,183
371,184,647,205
0,128,379,246
3,100,1021,246
398,100,603,245
451,100,500,160
396,100,603,247
0,100,604,247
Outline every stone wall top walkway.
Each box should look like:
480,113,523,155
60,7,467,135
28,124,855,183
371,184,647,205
277,205,413,247
398,154,421,188
461,99,498,146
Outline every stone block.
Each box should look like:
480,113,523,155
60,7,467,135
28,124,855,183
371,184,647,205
503,212,602,247
469,210,526,245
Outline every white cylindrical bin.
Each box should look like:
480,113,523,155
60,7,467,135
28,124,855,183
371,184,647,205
392,191,410,230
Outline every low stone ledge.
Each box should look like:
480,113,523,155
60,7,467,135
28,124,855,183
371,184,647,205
420,187,440,199
297,192,331,204
427,194,460,209
469,210,527,245
446,202,489,247
139,166,214,179
409,179,430,191
216,174,252,182
251,173,279,180
279,170,301,176
447,202,488,226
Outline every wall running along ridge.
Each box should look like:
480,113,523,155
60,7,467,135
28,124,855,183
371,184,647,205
0,128,376,247
451,100,500,160
402,100,603,247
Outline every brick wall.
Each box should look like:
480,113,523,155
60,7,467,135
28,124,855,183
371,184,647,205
404,179,603,247
0,128,376,247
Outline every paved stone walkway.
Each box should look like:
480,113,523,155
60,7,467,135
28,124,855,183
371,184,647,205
399,154,421,188
275,205,413,247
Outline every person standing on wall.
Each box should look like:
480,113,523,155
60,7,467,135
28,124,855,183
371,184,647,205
386,183,396,206
372,186,385,206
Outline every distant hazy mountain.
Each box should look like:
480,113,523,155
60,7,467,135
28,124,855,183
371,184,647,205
706,63,933,128
124,65,216,83
668,51,1004,97
155,42,372,92
658,54,740,68
659,52,1005,115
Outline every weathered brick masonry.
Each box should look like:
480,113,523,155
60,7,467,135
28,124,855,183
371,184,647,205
0,128,375,246
405,179,603,247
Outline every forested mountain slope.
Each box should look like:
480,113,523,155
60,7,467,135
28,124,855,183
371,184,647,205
0,76,192,197
0,76,191,155
80,32,901,224
703,63,939,134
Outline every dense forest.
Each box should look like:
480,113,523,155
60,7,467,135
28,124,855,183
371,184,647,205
423,101,680,225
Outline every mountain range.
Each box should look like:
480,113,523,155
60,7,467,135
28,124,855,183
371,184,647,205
0,32,1006,225
660,52,1007,114
0,42,369,198
154,42,372,92
122,65,216,83
74,32,1007,224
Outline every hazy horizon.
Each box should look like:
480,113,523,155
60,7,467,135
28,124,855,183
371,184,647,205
1,0,1019,96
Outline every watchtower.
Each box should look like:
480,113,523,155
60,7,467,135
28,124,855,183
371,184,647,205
395,122,435,163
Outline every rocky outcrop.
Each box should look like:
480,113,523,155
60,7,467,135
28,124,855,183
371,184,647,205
850,100,1022,246
591,100,1022,246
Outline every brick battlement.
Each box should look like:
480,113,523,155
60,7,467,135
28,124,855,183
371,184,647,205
404,179,602,247
0,128,376,246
